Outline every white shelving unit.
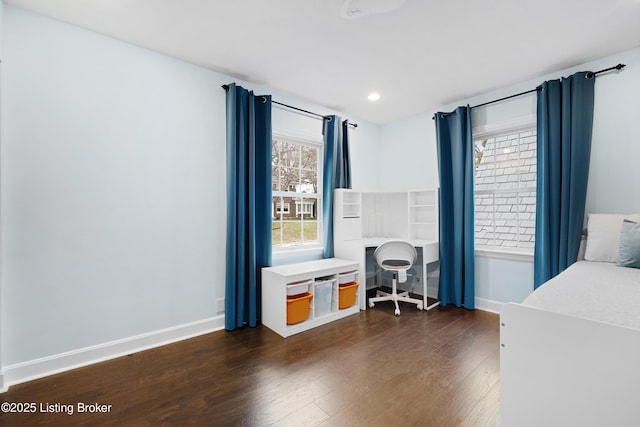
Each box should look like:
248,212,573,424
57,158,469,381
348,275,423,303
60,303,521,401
334,190,362,242
262,258,360,338
409,189,439,241
333,188,440,311
341,191,361,218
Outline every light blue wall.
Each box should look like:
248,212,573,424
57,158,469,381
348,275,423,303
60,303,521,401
0,6,379,367
475,256,534,304
1,6,224,365
587,50,640,214
378,47,640,306
378,113,437,190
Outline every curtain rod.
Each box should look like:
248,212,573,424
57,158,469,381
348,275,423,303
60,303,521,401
221,85,358,128
432,63,626,119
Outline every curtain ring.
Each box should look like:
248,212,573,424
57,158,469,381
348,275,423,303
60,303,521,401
585,72,594,79
325,116,333,122
260,96,267,103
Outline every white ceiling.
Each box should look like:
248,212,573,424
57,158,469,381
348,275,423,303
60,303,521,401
5,0,640,124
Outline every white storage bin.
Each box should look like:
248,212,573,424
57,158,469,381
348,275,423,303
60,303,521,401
338,270,358,284
314,279,335,318
287,279,312,297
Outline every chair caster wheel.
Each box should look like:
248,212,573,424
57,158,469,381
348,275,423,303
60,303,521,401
417,304,424,310
369,302,375,308
394,308,400,316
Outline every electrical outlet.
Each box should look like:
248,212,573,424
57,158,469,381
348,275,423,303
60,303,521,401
216,298,225,313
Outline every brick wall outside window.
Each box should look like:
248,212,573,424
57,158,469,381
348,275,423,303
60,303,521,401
474,129,536,252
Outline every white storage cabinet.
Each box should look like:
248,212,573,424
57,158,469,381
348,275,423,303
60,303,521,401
262,258,360,338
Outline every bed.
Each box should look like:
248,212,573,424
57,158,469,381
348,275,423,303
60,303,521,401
500,214,640,427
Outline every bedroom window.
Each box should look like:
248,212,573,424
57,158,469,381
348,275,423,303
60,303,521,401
474,126,536,255
275,203,290,215
272,135,322,251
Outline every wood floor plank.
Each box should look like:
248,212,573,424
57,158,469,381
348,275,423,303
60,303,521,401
0,306,500,426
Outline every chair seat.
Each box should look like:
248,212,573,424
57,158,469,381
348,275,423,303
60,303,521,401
380,259,411,270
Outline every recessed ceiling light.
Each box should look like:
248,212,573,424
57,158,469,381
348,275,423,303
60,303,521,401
368,92,381,101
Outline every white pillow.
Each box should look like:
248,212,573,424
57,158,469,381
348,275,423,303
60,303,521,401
584,213,640,262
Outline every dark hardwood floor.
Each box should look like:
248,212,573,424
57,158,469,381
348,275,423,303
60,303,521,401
0,303,500,426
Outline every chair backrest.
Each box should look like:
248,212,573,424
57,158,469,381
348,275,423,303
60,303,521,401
373,240,417,271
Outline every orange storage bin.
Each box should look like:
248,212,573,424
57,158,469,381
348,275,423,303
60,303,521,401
286,292,313,325
338,282,359,309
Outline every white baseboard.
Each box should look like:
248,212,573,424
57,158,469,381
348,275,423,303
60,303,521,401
475,297,503,314
0,315,225,393
425,291,502,314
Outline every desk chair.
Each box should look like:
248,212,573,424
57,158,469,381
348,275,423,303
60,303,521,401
369,240,423,315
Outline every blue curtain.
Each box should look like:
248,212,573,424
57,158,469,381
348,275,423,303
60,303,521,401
322,116,352,258
224,83,272,330
434,106,475,309
534,72,595,288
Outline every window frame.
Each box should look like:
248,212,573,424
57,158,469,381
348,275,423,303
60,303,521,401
295,200,314,216
271,132,324,255
473,115,537,261
275,202,290,215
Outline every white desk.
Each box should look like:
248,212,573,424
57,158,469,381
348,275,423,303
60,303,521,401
333,189,441,311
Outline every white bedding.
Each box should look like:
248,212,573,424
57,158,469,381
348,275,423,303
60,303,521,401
522,261,640,330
